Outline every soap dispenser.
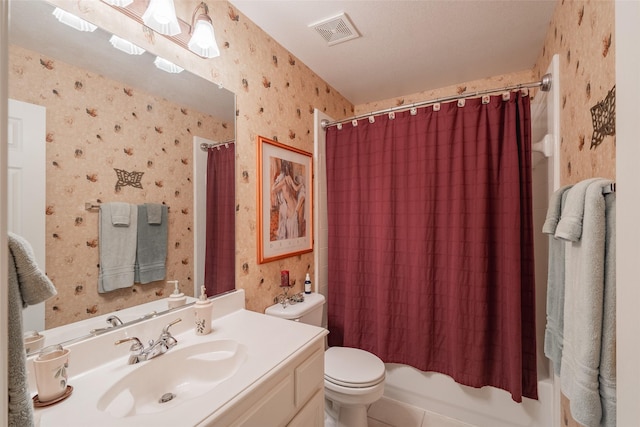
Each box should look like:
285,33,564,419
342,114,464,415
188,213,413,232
194,285,213,335
167,280,186,309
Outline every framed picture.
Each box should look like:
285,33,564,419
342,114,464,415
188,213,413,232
257,136,313,263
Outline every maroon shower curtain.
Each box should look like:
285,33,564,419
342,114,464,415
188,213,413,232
326,92,537,402
204,143,235,297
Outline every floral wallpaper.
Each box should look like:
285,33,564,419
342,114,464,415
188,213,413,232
533,0,615,187
9,44,233,328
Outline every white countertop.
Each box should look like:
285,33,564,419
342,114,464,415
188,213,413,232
30,291,327,426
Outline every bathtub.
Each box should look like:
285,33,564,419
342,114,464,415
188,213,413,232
383,364,554,427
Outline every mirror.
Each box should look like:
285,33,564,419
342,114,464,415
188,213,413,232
8,0,236,350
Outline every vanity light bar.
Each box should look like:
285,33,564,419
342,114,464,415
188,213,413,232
109,35,146,55
101,0,192,50
153,56,184,74
52,7,98,32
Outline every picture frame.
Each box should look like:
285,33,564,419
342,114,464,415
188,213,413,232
257,136,313,264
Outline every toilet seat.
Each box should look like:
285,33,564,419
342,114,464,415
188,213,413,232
324,347,385,388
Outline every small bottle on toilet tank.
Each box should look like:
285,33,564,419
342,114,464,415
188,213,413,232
304,273,312,294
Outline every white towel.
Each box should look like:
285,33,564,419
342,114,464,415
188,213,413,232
560,179,613,427
599,190,616,427
542,184,572,375
7,232,57,427
554,178,602,241
110,202,131,226
98,203,138,293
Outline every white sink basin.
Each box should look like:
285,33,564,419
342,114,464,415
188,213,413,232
96,339,247,418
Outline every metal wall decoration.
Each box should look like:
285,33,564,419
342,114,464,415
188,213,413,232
590,85,616,149
114,168,144,191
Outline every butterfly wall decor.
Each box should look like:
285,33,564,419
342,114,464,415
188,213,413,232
590,85,615,149
114,168,144,191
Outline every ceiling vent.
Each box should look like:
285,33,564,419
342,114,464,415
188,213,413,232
309,13,360,46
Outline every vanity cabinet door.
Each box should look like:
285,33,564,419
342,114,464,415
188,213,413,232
231,372,295,427
287,389,324,427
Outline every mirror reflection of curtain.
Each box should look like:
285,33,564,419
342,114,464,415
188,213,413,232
325,92,536,402
204,143,235,296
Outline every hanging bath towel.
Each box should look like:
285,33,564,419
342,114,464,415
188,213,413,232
134,203,168,284
98,202,138,293
7,232,57,427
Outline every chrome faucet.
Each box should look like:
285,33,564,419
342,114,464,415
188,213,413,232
90,315,125,335
115,318,182,364
106,315,124,327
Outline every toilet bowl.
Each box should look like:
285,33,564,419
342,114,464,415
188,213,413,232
265,293,385,427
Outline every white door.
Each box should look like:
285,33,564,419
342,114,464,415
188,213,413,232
8,99,47,332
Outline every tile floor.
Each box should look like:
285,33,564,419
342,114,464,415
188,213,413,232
365,396,475,427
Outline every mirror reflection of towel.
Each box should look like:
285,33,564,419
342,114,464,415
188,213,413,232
135,204,168,284
98,203,138,293
110,202,131,226
146,203,163,224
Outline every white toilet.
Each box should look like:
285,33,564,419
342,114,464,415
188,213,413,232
265,292,385,427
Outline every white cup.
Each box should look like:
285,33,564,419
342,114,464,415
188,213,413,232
23,331,45,354
33,346,70,402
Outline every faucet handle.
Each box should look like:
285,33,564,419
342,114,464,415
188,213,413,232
162,318,182,335
115,337,144,352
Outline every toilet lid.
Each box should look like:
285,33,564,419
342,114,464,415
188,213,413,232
324,347,385,388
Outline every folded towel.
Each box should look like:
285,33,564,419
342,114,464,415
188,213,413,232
542,184,573,235
110,202,131,226
555,178,603,241
542,185,572,376
146,203,163,225
98,203,138,293
7,232,57,427
135,204,168,284
560,179,612,427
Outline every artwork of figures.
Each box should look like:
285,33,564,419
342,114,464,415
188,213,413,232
257,136,312,263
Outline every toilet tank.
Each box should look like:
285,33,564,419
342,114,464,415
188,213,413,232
265,292,325,326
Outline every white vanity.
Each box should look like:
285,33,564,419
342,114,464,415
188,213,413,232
27,290,327,426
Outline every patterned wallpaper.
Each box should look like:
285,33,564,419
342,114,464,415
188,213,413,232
533,0,615,186
354,70,535,114
9,44,233,328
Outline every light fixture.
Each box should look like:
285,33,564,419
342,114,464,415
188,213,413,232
109,35,146,55
188,2,220,58
102,0,133,7
142,0,181,36
52,7,97,32
153,56,184,74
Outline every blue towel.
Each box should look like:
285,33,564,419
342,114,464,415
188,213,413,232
146,203,163,225
134,204,168,284
542,185,572,376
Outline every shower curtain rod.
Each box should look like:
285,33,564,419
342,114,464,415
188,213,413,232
199,139,235,151
321,73,553,129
